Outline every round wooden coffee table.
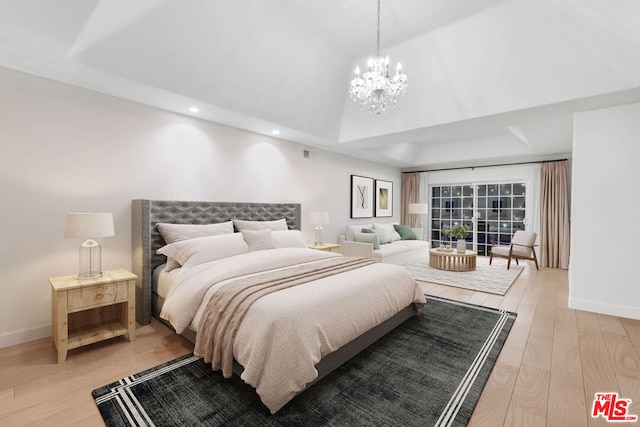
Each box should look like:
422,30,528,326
429,248,477,271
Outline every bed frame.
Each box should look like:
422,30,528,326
131,199,417,393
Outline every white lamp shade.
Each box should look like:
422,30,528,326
309,211,330,225
65,213,115,238
408,203,429,214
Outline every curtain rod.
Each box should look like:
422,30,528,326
403,158,569,174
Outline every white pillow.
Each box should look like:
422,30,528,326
157,221,233,244
164,258,182,273
157,233,248,267
233,218,288,231
272,230,308,248
241,229,277,251
354,232,380,249
390,222,402,241
346,224,372,241
373,223,396,244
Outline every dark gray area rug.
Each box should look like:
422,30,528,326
93,295,516,427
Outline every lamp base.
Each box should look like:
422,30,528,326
314,225,324,245
78,239,103,279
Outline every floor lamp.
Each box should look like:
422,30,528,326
408,203,429,239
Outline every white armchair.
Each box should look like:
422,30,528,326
489,230,539,270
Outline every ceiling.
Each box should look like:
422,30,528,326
2,0,640,170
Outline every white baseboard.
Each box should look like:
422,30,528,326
0,324,50,349
568,297,640,321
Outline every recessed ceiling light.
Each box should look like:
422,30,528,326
188,106,199,113
272,129,280,135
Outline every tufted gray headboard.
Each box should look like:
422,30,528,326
131,200,301,324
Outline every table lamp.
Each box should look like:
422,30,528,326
309,211,330,245
65,212,114,278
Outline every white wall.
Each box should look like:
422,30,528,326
0,67,402,348
570,102,640,320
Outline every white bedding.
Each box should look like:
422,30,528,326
159,247,425,413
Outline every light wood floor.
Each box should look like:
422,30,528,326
1,261,639,426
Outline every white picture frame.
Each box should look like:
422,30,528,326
351,175,374,218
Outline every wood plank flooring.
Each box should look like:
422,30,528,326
1,261,638,426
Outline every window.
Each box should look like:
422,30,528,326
430,182,527,256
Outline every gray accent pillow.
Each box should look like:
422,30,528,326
393,224,417,240
354,232,380,249
241,229,277,251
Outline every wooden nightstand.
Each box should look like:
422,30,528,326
49,269,137,363
308,243,341,253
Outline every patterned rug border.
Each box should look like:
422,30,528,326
93,295,517,427
403,256,524,295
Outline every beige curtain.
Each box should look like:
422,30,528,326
540,160,570,269
401,172,421,227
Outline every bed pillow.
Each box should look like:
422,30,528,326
241,229,277,251
157,221,233,244
272,230,308,248
164,258,182,273
393,224,417,240
157,233,249,267
233,218,288,232
354,232,380,249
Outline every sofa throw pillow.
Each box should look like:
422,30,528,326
354,232,380,249
346,224,372,241
362,227,387,245
393,224,417,240
372,223,395,244
241,229,277,251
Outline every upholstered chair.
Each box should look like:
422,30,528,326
489,230,539,270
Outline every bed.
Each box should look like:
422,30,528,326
131,199,425,413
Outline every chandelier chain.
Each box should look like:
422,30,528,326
376,0,381,56
349,0,408,116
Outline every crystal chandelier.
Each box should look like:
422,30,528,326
349,0,408,116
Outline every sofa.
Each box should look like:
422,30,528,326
338,223,430,265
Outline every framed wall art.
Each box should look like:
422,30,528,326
350,175,374,218
375,179,393,217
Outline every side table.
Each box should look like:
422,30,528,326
49,269,137,363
